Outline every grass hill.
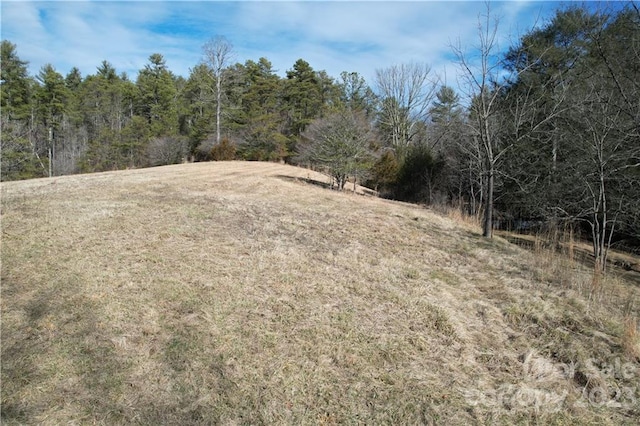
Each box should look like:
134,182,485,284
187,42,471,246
2,161,639,424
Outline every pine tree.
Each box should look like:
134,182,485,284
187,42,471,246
136,53,178,137
35,64,70,176
236,58,287,161
0,40,44,180
1,40,32,120
283,59,324,138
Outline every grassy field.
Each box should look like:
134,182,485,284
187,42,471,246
1,161,639,424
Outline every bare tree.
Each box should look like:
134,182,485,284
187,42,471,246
202,36,234,145
451,4,509,237
299,110,376,190
452,3,566,237
560,82,640,274
375,62,438,158
499,4,639,268
147,136,188,166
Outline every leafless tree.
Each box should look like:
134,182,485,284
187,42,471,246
375,62,438,157
452,3,566,237
202,36,234,145
299,110,376,191
451,2,514,238
561,83,640,273
147,136,188,166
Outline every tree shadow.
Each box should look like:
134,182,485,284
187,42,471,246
275,174,332,190
275,174,379,197
1,273,132,424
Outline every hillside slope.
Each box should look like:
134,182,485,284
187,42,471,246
2,161,639,424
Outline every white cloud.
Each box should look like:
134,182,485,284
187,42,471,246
231,1,499,88
1,1,51,71
1,0,559,87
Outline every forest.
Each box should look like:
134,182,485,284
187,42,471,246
1,4,639,262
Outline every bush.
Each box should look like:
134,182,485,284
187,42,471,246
395,143,441,202
367,144,446,203
367,150,399,196
147,136,188,166
210,138,237,161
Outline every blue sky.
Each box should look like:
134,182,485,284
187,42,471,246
0,1,602,85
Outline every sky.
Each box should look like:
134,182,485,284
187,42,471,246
0,1,609,86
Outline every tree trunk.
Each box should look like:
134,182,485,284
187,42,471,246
216,73,222,145
483,166,494,238
353,170,357,193
48,127,53,178
593,166,611,274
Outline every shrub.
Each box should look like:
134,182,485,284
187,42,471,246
210,138,237,161
368,150,399,196
147,136,188,166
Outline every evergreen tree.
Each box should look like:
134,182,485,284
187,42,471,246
181,63,216,158
0,40,44,180
64,67,82,91
1,40,32,120
136,53,178,136
235,58,287,161
35,64,70,176
282,59,324,139
428,85,471,205
77,61,142,171
338,71,377,116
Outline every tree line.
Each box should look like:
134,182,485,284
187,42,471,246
1,3,639,264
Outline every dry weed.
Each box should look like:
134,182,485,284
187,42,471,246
2,162,639,425
622,316,639,360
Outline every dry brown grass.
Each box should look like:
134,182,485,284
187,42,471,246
2,161,639,424
623,315,640,360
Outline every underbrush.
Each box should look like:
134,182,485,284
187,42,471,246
492,224,640,422
429,203,640,422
